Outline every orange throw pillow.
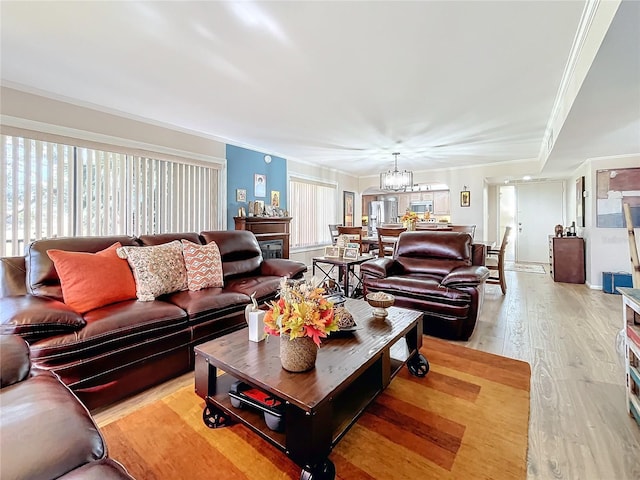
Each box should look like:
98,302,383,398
47,242,137,314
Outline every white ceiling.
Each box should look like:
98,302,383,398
1,1,638,178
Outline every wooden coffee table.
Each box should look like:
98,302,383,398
194,299,428,480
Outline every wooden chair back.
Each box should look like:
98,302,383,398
337,226,364,254
377,227,406,258
486,225,511,294
450,224,476,239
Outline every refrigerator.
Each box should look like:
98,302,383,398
368,199,398,235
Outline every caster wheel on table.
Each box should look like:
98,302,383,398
408,353,429,377
203,404,231,428
299,459,335,480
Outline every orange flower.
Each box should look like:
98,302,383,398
263,278,339,346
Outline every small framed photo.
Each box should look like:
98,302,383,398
270,190,280,207
346,242,360,249
236,188,247,202
343,247,359,259
324,246,340,258
460,190,471,207
254,200,264,215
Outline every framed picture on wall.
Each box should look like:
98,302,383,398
236,188,247,202
460,190,471,207
271,190,280,207
254,174,266,197
343,191,355,226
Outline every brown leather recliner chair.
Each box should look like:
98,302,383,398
361,231,490,340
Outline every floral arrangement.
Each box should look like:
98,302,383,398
401,210,419,223
264,278,339,346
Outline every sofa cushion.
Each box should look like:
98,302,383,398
181,239,224,291
117,241,188,301
58,458,134,480
201,231,262,279
47,243,137,314
25,236,139,301
0,296,85,341
0,373,105,480
29,299,188,368
164,289,250,322
137,232,202,246
224,275,284,302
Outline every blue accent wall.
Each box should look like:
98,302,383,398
226,145,287,230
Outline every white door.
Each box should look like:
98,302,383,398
516,181,564,263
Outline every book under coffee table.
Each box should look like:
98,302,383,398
194,299,427,480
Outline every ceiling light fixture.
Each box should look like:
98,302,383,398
380,152,413,192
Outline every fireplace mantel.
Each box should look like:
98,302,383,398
233,216,292,259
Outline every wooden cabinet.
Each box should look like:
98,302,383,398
398,193,410,216
234,217,292,258
548,237,585,283
362,195,376,216
433,191,450,215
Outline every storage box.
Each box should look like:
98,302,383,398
602,271,633,294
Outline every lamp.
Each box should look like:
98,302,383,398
380,152,413,191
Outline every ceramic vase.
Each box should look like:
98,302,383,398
280,335,317,372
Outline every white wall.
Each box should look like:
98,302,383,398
0,87,227,161
581,154,640,287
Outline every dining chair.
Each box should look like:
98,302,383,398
337,226,364,254
376,227,406,258
328,224,342,245
485,226,511,294
450,224,476,239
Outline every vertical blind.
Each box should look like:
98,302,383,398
1,135,220,256
289,178,336,248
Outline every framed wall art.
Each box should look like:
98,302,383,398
343,191,355,226
271,190,280,207
254,174,266,197
236,188,247,202
596,167,640,228
460,189,471,207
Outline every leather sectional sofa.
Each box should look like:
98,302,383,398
0,230,306,410
361,231,490,340
0,334,134,480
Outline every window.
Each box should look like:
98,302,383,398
289,177,337,249
1,134,220,256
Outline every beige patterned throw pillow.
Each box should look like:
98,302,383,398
117,241,188,301
181,240,224,291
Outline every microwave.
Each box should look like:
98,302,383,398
410,201,433,214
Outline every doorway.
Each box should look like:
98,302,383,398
498,181,565,264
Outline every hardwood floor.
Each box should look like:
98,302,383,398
93,268,640,479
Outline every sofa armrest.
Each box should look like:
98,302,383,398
360,257,398,279
441,266,490,288
260,259,307,279
0,334,31,388
0,296,86,342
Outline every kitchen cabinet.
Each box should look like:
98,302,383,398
398,193,411,216
433,191,450,215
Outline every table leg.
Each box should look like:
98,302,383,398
343,265,350,298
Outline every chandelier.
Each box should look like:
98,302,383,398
380,152,413,191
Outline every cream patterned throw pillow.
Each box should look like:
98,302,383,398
181,239,224,291
117,241,188,301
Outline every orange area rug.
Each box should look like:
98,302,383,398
102,336,530,479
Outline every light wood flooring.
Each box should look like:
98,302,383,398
93,267,640,480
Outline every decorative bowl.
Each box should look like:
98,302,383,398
366,292,395,318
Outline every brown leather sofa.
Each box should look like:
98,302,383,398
0,230,306,410
0,334,134,480
361,231,490,340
